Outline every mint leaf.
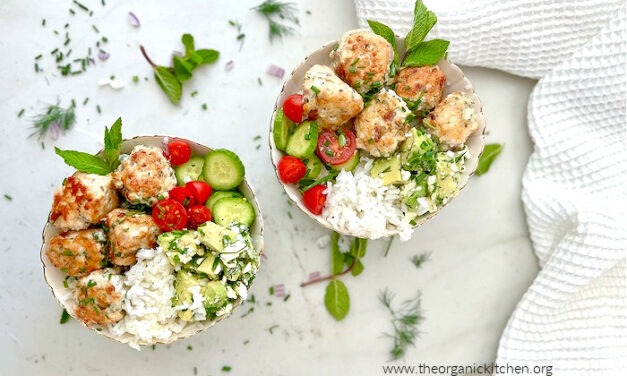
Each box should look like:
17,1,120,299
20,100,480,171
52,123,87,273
325,280,350,321
154,66,182,104
402,39,449,67
196,49,219,65
181,33,195,55
476,143,504,175
173,56,193,82
103,117,122,171
351,259,364,277
367,20,399,65
404,0,437,52
55,148,111,175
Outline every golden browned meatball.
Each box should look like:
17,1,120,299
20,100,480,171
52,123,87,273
50,172,120,231
330,29,393,95
354,88,411,157
104,208,160,266
112,145,177,205
394,66,446,112
74,268,125,326
47,228,107,277
302,64,364,130
424,91,479,147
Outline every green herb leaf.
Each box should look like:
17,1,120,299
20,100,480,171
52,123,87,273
55,148,110,175
476,143,504,175
367,19,399,65
351,259,364,276
380,289,423,360
60,309,71,324
181,33,195,55
404,0,437,52
195,49,219,65
330,232,344,275
402,39,449,67
324,280,350,321
103,117,122,171
154,66,182,104
173,55,193,82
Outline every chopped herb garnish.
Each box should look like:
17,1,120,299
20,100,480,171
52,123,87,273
29,101,76,142
60,309,71,324
201,103,207,110
4,194,12,201
257,77,263,86
310,85,320,94
17,109,24,118
380,289,423,360
267,324,279,334
222,365,232,372
410,251,431,268
132,75,139,83
253,0,299,43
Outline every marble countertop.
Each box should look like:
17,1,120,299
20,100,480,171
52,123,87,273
0,0,539,375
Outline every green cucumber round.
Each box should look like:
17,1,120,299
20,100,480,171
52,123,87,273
175,156,205,185
330,151,360,172
203,149,245,190
212,197,256,227
205,190,243,212
285,121,318,158
273,109,293,151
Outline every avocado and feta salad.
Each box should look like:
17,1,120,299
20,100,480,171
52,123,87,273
44,120,260,347
272,18,480,241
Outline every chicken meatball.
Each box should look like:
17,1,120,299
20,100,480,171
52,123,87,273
424,91,479,147
354,88,411,157
47,228,107,277
302,64,364,130
112,145,177,205
394,66,446,112
50,172,120,232
104,208,160,266
330,29,394,95
74,268,125,326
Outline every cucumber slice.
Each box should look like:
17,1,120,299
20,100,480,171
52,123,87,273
212,197,256,227
205,190,243,212
273,109,293,151
330,151,360,172
175,156,205,185
285,121,318,158
203,149,245,190
302,155,323,179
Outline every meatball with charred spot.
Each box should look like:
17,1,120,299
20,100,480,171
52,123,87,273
74,268,125,326
394,66,446,112
104,208,160,266
47,228,107,277
424,91,479,147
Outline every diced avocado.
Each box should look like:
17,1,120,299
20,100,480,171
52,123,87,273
403,182,428,209
197,221,236,253
196,254,220,279
158,230,201,266
435,153,460,201
174,270,200,321
401,128,436,172
370,154,403,185
202,281,228,309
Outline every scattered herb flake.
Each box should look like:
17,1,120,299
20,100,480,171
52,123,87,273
253,0,299,42
4,194,13,201
410,251,431,268
17,109,25,118
222,365,232,372
267,324,279,334
60,309,71,324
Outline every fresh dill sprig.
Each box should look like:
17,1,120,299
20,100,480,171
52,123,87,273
252,0,299,42
379,289,423,360
410,251,431,268
29,101,76,142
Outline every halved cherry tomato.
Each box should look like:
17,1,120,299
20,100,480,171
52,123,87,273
283,94,303,123
302,185,327,215
152,199,188,231
278,156,307,184
187,205,212,229
166,140,191,166
168,186,196,207
185,181,212,205
316,129,357,165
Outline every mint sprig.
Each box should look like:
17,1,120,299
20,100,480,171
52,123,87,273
140,34,219,104
55,117,124,175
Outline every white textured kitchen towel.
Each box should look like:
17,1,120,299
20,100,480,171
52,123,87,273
355,0,627,374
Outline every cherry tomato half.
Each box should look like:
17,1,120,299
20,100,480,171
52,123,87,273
185,181,212,205
316,129,357,165
167,140,191,166
283,94,303,123
278,156,307,184
168,186,196,208
152,199,188,231
302,185,327,215
187,205,212,229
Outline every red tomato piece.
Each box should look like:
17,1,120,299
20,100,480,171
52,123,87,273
166,140,191,166
316,129,357,165
278,156,307,184
185,181,212,205
187,205,212,229
168,186,196,208
152,199,188,231
302,185,327,215
283,94,303,123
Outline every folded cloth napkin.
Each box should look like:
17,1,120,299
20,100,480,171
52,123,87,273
354,0,626,373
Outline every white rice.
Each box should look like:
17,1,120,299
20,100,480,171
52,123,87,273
321,157,414,241
109,247,185,345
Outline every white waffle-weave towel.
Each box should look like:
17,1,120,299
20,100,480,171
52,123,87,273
354,0,627,374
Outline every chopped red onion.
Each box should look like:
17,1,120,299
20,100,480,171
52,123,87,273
88,57,96,65
267,64,285,78
98,51,110,61
128,12,140,27
225,60,234,71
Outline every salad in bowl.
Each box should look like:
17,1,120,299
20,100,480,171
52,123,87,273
41,119,263,349
269,2,485,241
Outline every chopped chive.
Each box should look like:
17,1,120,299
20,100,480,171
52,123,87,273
283,294,291,302
41,19,46,27
64,23,69,29
253,135,262,141
201,103,207,110
310,85,320,94
132,75,139,83
82,97,89,105
269,286,274,295
101,36,108,43
4,194,13,201
190,91,198,97
34,63,39,72
222,366,232,372
96,105,101,113
53,30,59,35
69,8,75,15
257,77,263,86
17,109,24,118
187,345,192,350
92,25,99,33
101,0,106,6
50,48,59,55
73,0,89,12
151,344,156,350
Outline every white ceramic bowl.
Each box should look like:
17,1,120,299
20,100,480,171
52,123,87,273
40,136,264,347
269,37,486,238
